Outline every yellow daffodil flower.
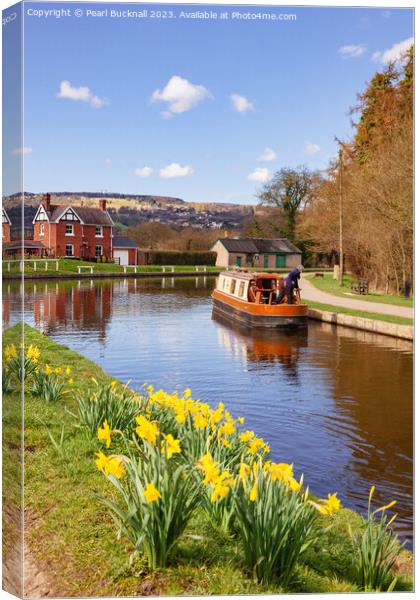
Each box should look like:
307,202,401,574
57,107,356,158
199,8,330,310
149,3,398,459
161,434,181,459
98,420,112,448
135,415,159,446
249,482,258,502
106,456,125,479
45,365,53,376
240,430,255,443
193,413,208,430
144,482,161,503
65,366,71,375
239,462,251,481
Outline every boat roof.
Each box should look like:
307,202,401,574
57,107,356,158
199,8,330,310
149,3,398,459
223,271,283,281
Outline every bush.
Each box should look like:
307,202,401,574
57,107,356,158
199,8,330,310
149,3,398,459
140,250,217,266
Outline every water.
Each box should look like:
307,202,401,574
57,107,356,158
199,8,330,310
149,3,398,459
3,277,413,545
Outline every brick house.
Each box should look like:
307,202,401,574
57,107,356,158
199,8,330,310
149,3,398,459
32,194,114,259
2,206,11,243
112,236,139,265
210,237,302,269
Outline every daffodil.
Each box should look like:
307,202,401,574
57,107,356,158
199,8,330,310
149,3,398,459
193,413,208,430
249,482,258,502
26,344,41,363
210,471,235,503
98,420,112,448
95,451,109,472
240,430,255,443
68,378,74,385
135,415,158,446
161,434,181,459
311,492,341,515
65,366,71,375
45,365,53,376
144,482,161,503
106,456,125,479
239,462,251,481
198,453,220,485
4,344,17,362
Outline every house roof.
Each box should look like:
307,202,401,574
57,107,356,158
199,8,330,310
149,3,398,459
215,237,301,254
36,204,113,226
113,236,138,248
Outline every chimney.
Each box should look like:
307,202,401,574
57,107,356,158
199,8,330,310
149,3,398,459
99,198,107,212
42,193,51,212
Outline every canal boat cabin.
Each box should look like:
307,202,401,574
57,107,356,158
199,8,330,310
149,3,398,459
212,271,308,329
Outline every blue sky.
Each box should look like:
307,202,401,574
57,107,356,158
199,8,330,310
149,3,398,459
8,2,415,203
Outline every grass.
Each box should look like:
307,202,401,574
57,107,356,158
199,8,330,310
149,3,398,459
2,258,221,277
307,274,414,308
3,324,413,597
307,301,413,326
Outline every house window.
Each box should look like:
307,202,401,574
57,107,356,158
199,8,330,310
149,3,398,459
65,224,74,236
39,223,45,237
65,244,74,257
95,245,103,257
95,226,103,237
230,279,237,294
238,281,245,297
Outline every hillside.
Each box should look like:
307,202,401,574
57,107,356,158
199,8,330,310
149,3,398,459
3,192,254,234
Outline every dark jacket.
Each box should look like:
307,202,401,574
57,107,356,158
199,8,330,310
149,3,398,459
284,268,301,289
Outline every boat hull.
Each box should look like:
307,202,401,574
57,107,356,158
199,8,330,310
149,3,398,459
211,290,308,329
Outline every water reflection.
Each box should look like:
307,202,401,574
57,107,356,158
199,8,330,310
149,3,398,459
213,312,308,381
2,277,413,544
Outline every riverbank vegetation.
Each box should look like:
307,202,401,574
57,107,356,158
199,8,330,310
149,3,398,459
3,324,413,596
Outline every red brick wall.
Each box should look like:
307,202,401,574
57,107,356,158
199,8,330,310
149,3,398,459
2,223,11,243
34,220,112,258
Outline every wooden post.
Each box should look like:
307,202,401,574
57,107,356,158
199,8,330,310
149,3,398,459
56,260,59,271
34,261,37,272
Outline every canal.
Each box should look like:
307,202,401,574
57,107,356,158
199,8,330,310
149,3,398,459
3,276,413,545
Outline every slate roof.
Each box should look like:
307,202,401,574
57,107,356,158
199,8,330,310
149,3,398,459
113,236,138,248
46,205,113,226
217,238,301,254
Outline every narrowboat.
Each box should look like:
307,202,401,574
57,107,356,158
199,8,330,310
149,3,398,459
211,271,308,329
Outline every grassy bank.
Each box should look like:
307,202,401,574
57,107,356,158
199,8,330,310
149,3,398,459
307,274,413,308
2,258,221,278
3,325,413,596
306,300,413,326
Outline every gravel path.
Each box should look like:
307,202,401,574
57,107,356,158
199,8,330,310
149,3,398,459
300,276,414,319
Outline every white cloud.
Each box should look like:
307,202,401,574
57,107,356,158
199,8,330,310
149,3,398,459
372,37,413,64
247,167,270,183
135,166,154,178
57,80,107,109
338,45,366,59
257,147,277,162
305,142,321,155
11,146,32,156
159,163,194,178
105,158,112,166
230,93,255,113
151,75,211,116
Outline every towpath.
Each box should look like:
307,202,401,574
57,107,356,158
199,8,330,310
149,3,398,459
300,276,414,319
